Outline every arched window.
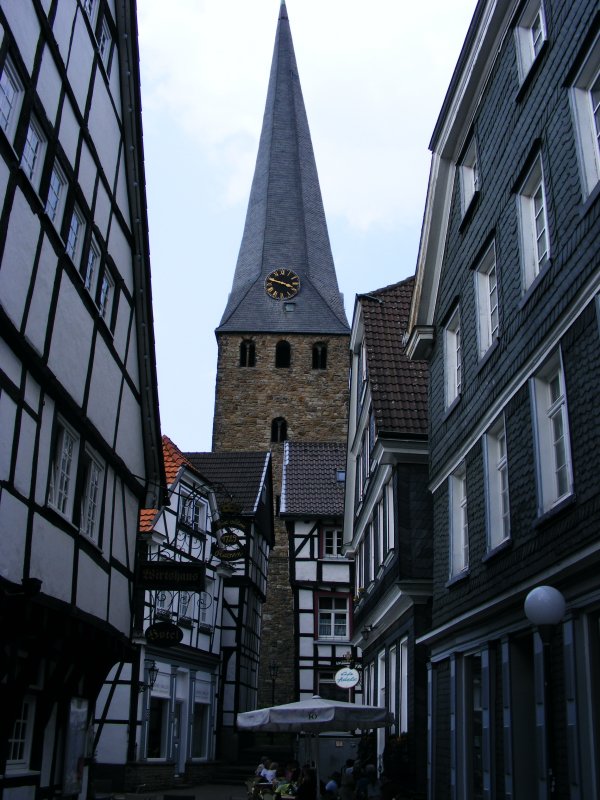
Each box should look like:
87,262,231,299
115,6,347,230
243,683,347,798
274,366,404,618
271,417,287,443
239,339,256,367
312,342,327,369
275,340,291,368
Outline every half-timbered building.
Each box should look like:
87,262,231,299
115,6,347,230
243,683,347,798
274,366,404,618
344,278,431,795
0,2,164,799
93,437,223,789
406,0,600,796
185,451,273,760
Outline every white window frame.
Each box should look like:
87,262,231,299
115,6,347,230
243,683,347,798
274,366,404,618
322,527,343,559
80,448,103,542
0,57,23,143
484,417,511,551
48,419,79,520
6,695,35,771
180,491,208,533
445,307,462,407
514,0,547,84
475,242,499,357
98,16,113,72
518,155,549,290
84,236,100,294
66,205,85,264
569,33,600,199
317,595,349,641
460,137,480,215
45,161,67,226
530,351,574,514
21,118,46,191
82,0,97,24
97,268,114,322
449,463,469,578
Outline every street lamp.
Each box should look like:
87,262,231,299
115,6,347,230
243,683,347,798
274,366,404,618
524,585,566,797
268,659,279,706
138,660,159,693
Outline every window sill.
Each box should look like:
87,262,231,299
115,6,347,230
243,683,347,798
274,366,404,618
534,492,576,527
2,769,41,779
459,190,480,232
443,394,461,421
482,537,512,562
580,180,600,217
519,257,552,309
445,568,470,588
476,338,499,373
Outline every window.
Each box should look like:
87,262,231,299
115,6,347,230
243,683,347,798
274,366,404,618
475,242,499,357
569,33,600,198
21,118,46,190
179,591,192,619
82,0,97,23
147,697,169,759
445,308,462,407
45,162,66,225
7,696,35,770
66,205,85,263
514,0,547,83
531,352,573,513
275,340,291,368
449,463,468,577
48,420,79,518
484,417,510,550
0,58,23,142
460,137,480,214
312,342,327,369
80,449,103,542
84,238,100,293
180,492,208,532
97,16,113,72
156,590,172,617
318,595,349,640
191,703,210,758
322,527,343,558
239,339,256,367
97,269,114,322
199,581,214,627
271,417,287,443
518,155,549,290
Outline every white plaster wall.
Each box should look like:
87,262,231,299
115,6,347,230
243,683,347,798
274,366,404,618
52,0,77,66
24,372,40,410
0,390,17,481
58,96,80,170
47,276,94,407
0,190,40,329
86,336,122,443
299,637,314,657
25,236,58,355
108,217,133,289
94,180,111,241
296,561,317,582
30,517,75,603
0,157,9,214
114,157,130,229
108,567,131,634
77,549,109,620
321,563,349,583
0,490,27,582
78,140,97,210
13,408,36,498
67,12,94,114
114,382,145,477
2,0,39,74
37,45,62,126
88,72,119,184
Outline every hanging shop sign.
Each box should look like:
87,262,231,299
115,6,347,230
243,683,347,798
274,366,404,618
335,667,360,689
212,519,247,561
145,621,184,648
138,561,206,591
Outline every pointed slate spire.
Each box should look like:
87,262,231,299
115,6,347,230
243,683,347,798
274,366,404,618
217,2,349,334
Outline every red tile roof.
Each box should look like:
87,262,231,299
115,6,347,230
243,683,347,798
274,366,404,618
138,435,194,532
359,277,429,437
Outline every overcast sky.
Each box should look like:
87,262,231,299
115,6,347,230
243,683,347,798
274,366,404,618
136,0,477,453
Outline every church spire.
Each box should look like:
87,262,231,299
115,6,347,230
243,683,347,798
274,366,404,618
217,2,349,335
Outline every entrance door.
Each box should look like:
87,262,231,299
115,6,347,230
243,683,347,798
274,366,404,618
173,702,186,776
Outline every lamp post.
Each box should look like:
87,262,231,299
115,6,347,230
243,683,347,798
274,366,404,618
524,585,566,798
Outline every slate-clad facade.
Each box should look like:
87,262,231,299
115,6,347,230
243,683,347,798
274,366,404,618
212,0,349,714
0,2,164,799
344,278,431,796
407,1,600,797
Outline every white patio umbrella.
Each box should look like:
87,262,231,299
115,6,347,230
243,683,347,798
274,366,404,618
237,695,394,791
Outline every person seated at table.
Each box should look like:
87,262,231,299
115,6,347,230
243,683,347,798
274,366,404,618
295,767,317,800
256,756,270,777
263,761,279,783
322,771,340,798
285,760,300,783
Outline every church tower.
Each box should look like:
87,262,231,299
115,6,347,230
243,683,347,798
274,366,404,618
212,1,350,707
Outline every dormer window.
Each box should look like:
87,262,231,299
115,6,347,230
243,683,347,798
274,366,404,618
240,339,256,367
275,340,291,368
180,492,208,532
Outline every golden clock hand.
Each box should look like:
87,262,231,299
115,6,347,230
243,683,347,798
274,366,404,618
271,279,293,289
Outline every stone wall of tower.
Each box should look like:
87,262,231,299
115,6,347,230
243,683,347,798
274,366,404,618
212,331,349,706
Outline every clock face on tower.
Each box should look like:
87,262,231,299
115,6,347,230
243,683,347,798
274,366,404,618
265,268,300,300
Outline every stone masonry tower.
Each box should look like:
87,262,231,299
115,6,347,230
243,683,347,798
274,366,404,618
212,0,350,708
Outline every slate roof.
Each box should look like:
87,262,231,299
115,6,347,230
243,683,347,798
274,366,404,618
184,451,271,516
217,2,349,336
359,277,428,437
280,441,346,517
